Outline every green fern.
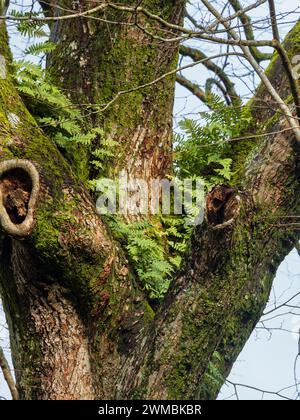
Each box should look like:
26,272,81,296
174,94,251,188
10,10,47,38
11,51,250,299
106,216,175,299
25,41,56,56
13,60,79,117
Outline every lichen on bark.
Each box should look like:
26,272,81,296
47,0,185,181
0,1,300,401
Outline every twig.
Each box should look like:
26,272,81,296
201,0,300,143
0,346,18,400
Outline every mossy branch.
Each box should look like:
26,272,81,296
267,0,300,121
228,0,273,62
179,45,241,105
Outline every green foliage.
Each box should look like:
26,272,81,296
161,214,192,266
12,57,175,298
13,60,118,173
101,202,199,298
10,10,47,38
91,138,119,171
24,41,56,56
106,217,175,298
11,44,249,299
174,94,251,189
13,60,79,120
200,351,224,397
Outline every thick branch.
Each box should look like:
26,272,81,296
46,0,186,181
112,21,300,400
176,74,210,105
0,20,148,399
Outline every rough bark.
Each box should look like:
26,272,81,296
117,123,300,399
0,17,150,399
46,0,185,181
0,2,300,400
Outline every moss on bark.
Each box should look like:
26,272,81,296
47,0,185,180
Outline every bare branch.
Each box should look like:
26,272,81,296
0,2,275,50
180,45,241,104
95,52,244,114
267,0,300,120
176,74,210,106
201,0,300,143
0,346,18,400
226,379,294,400
0,3,108,22
263,291,300,316
268,0,280,41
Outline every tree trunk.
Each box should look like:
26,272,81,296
46,0,185,181
0,2,300,400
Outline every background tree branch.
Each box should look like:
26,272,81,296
0,346,18,400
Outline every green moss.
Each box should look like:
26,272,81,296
284,20,300,60
142,300,155,323
0,22,12,63
0,29,113,320
264,50,279,78
230,18,300,186
145,196,298,400
256,20,300,103
47,1,179,178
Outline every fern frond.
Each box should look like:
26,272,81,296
25,41,56,56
